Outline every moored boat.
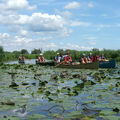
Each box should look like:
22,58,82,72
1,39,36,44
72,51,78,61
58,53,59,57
55,62,99,69
99,60,116,68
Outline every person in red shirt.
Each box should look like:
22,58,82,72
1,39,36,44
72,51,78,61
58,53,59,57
92,53,99,62
39,53,45,62
64,52,72,64
20,55,24,60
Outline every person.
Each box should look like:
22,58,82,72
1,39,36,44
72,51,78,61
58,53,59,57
99,53,108,61
63,52,72,64
19,55,25,61
54,53,61,63
92,53,99,62
38,53,45,62
81,53,88,64
87,53,93,63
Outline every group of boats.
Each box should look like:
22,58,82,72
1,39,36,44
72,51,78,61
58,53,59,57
36,60,116,69
19,60,116,69
18,59,116,69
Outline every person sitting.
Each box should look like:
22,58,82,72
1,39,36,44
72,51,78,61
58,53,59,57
99,53,108,61
92,53,99,62
63,52,72,64
19,55,25,61
81,53,88,64
38,53,45,62
54,53,61,63
87,53,93,63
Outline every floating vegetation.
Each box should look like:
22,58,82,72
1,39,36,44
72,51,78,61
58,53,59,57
0,63,120,119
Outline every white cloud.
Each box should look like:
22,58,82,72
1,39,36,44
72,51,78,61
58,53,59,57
28,13,66,32
64,1,80,9
84,37,97,46
7,0,28,10
63,43,93,51
0,0,36,14
88,3,94,8
27,5,37,10
70,21,91,27
46,43,57,48
19,30,28,36
55,9,72,18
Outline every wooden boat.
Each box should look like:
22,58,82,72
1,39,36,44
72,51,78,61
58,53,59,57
18,59,25,64
99,60,116,68
55,62,99,69
36,59,116,69
36,60,55,66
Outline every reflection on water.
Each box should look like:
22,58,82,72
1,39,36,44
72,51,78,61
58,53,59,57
5,59,36,64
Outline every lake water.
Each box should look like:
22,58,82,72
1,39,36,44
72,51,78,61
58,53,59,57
0,63,120,120
5,59,37,64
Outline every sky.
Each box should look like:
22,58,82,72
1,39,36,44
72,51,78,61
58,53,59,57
0,0,120,52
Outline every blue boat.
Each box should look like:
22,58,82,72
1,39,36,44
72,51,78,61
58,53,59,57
99,60,116,68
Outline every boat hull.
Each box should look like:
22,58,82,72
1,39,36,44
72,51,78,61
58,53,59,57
36,60,55,66
99,60,116,68
56,62,99,69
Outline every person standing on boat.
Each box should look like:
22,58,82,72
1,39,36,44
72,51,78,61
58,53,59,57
81,53,88,64
92,53,99,62
54,53,61,63
64,52,72,64
39,53,45,62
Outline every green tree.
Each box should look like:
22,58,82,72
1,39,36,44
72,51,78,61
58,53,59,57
31,48,42,54
21,49,29,54
0,46,4,62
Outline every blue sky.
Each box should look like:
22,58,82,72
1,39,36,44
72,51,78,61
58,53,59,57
0,0,120,52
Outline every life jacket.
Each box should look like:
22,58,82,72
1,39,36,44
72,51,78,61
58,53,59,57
83,57,87,62
101,56,105,60
64,55,72,63
92,56,99,62
39,56,44,62
21,56,24,60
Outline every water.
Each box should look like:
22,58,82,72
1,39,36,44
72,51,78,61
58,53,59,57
0,63,120,120
5,59,36,64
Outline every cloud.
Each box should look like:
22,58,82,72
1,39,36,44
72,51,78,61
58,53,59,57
46,43,57,48
84,37,97,46
28,13,66,32
0,12,71,36
55,9,72,18
70,21,91,27
7,0,28,10
88,3,94,8
0,0,36,14
64,1,80,9
63,43,93,51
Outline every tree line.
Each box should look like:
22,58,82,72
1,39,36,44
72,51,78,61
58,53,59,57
0,46,120,62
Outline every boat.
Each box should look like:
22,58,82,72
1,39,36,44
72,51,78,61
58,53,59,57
55,62,99,69
99,60,116,68
36,59,116,69
36,60,55,66
18,59,25,64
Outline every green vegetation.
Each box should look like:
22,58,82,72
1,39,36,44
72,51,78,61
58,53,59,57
0,64,120,119
0,46,120,62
